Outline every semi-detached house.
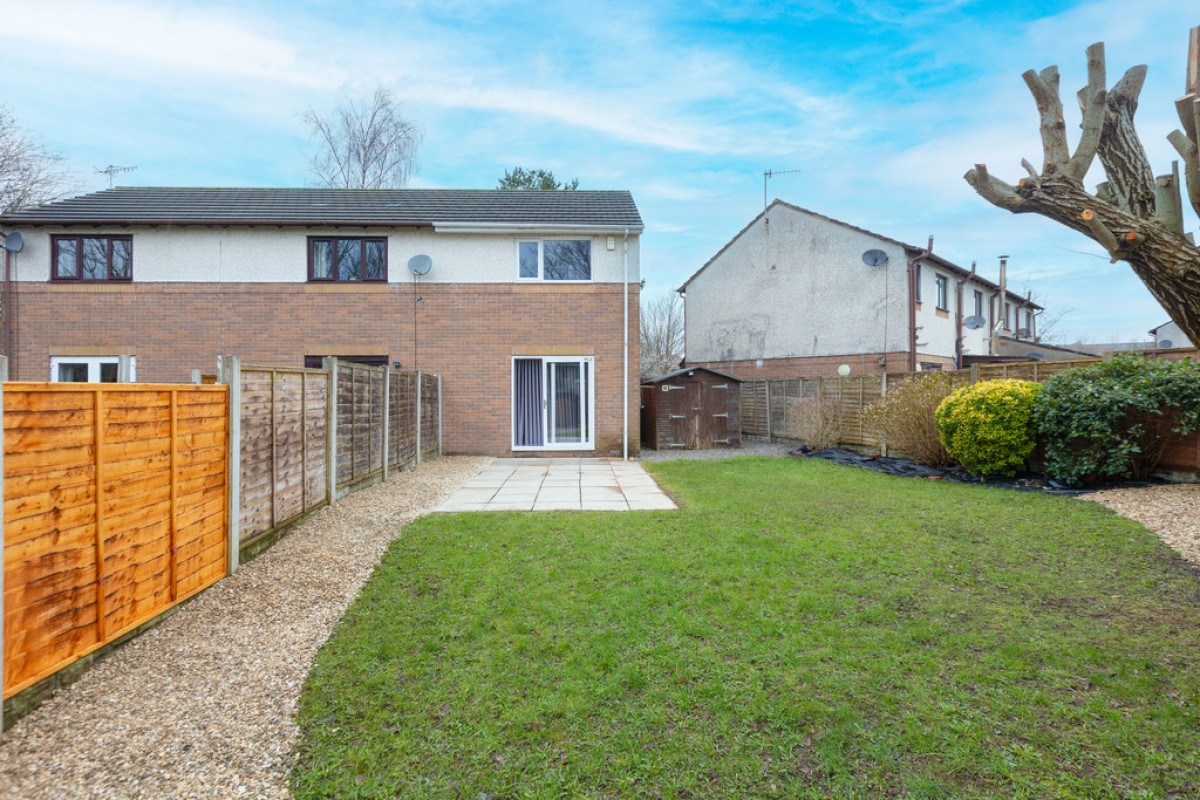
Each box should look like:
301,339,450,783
0,187,643,457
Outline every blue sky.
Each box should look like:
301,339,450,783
3,0,1197,343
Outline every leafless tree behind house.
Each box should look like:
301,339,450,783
304,86,422,189
0,106,71,214
640,291,685,381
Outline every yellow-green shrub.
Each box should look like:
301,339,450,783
935,380,1042,478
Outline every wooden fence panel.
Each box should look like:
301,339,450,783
3,382,227,698
238,366,329,545
388,370,418,469
420,373,439,457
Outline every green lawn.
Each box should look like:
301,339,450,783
291,458,1200,799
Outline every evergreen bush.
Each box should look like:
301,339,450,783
935,379,1041,478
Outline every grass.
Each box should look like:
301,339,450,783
291,458,1200,799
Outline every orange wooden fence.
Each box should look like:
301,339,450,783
3,383,228,698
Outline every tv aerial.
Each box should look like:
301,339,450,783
861,249,888,267
95,164,137,188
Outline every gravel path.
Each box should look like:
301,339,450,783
0,456,490,800
1083,483,1200,566
638,437,793,462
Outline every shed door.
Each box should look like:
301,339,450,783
700,383,731,446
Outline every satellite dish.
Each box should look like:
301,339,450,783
2,232,24,253
861,249,888,266
407,254,432,276
963,315,985,330
1025,352,1044,361
837,364,851,377
1159,339,1174,349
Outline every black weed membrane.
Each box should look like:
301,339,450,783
789,447,1169,495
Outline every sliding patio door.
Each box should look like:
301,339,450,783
512,356,594,450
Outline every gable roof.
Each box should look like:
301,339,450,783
678,199,1040,309
0,187,644,231
642,366,742,384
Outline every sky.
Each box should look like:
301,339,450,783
2,0,1197,344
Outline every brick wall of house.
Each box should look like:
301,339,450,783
10,281,641,457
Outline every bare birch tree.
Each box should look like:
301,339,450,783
0,106,70,214
304,86,421,189
640,291,685,381
965,27,1200,346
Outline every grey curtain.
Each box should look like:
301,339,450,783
513,359,544,447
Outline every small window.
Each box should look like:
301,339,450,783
913,264,922,302
517,239,591,281
52,236,133,281
973,290,983,318
50,356,134,382
308,237,387,281
935,274,949,310
1004,302,1012,330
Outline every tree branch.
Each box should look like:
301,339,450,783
1168,128,1200,221
1066,43,1108,180
1023,66,1071,174
1098,65,1156,217
964,164,1028,211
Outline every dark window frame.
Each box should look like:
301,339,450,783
307,236,388,282
51,235,134,282
973,289,984,318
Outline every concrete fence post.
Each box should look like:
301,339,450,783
218,355,241,576
382,368,390,482
324,358,338,504
415,370,423,467
969,364,980,385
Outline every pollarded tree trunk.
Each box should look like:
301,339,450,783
964,29,1200,346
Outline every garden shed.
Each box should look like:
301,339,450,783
641,367,742,450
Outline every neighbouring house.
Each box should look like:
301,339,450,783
679,201,1043,378
0,187,643,457
1149,319,1194,350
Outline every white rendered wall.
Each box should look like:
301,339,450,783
10,227,640,285
684,205,911,363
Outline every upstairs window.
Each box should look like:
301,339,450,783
52,236,132,281
309,237,387,282
518,239,591,281
973,290,984,318
934,274,949,310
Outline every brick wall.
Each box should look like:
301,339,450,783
10,281,641,457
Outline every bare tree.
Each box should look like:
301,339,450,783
640,291,685,381
965,27,1200,346
304,86,421,189
0,106,70,214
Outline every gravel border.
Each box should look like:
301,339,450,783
637,437,793,462
1082,483,1200,566
0,456,490,800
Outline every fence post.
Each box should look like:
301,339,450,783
970,363,980,384
879,372,888,457
437,374,443,456
218,355,242,576
416,370,423,466
324,358,338,504
765,381,773,441
382,368,390,482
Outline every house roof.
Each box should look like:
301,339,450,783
642,366,742,384
0,187,644,231
678,199,1041,309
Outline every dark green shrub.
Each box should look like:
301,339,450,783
1033,354,1200,485
935,379,1042,478
863,372,960,466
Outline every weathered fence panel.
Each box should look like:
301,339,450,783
3,382,227,698
236,366,329,545
420,372,440,458
388,370,418,469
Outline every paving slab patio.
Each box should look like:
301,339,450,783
435,458,677,512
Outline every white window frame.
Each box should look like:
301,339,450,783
515,239,593,283
50,355,136,383
511,355,595,451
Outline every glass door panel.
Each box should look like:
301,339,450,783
550,362,582,444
